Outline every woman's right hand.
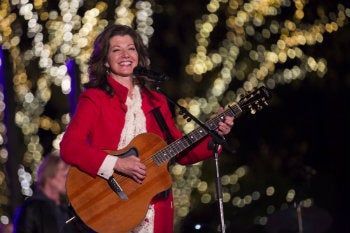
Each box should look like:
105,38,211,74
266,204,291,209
114,156,146,183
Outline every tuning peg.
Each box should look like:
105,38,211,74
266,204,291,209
182,114,192,122
249,105,257,114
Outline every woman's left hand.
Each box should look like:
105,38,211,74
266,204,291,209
216,107,234,136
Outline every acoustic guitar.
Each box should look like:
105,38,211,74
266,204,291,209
66,86,271,233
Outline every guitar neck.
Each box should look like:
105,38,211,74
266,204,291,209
152,104,242,165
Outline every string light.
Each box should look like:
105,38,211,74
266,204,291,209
0,0,348,229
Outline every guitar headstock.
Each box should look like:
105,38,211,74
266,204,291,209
238,86,271,114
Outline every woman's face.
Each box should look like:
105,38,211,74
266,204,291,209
105,35,139,80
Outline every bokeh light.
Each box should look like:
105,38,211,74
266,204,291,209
0,0,349,231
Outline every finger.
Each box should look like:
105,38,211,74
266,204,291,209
138,167,146,176
217,126,225,135
139,163,146,171
224,119,233,126
134,172,146,183
218,125,230,135
224,116,234,126
133,176,142,184
218,122,230,132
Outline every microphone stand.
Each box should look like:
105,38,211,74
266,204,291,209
154,85,235,233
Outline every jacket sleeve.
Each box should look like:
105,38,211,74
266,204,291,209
59,90,109,177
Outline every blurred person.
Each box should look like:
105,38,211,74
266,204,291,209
60,24,235,233
13,153,83,233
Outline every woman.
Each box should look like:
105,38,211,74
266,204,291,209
60,24,234,233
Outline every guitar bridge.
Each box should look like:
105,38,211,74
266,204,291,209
108,176,128,200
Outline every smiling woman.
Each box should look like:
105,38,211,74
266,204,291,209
59,24,235,233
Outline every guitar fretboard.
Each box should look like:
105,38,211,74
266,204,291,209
152,104,242,165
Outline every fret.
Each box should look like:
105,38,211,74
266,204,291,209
153,155,162,164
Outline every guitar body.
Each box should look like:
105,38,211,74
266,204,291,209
66,133,171,233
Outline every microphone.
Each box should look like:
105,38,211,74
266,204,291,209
133,66,170,82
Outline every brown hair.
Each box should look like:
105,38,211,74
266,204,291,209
85,24,149,96
36,153,63,190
